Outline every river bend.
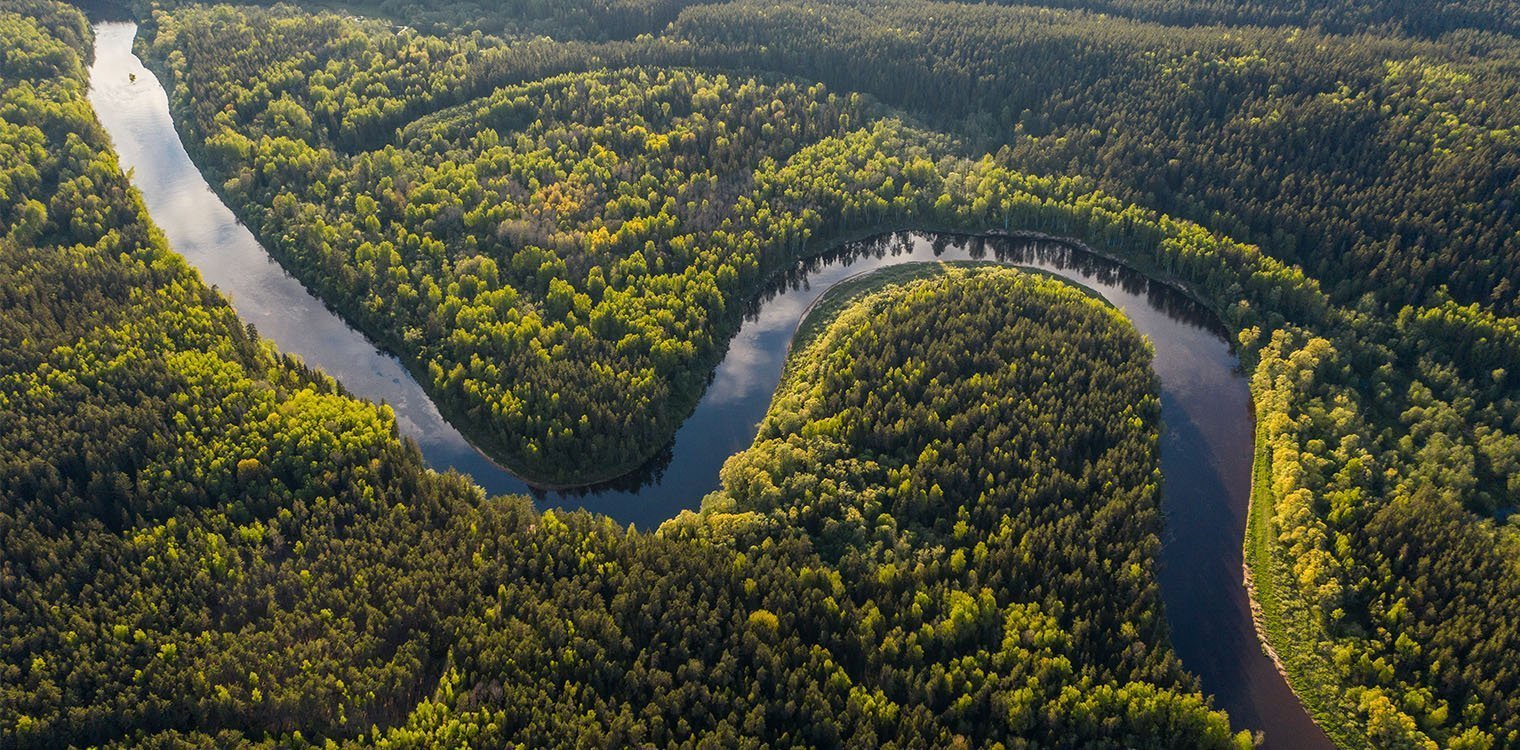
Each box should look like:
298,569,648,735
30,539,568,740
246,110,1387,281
86,21,1330,748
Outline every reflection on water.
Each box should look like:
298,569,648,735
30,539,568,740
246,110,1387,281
535,229,1233,524
88,20,1327,748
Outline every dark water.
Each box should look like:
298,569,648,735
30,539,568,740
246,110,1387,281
87,21,1331,748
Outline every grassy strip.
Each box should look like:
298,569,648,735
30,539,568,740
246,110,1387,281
1244,412,1368,749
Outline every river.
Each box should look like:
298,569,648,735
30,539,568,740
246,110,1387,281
86,20,1331,748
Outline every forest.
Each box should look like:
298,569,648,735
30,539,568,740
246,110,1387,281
1,2,1251,746
136,0,1520,487
135,2,1520,747
141,0,1520,317
3,0,1519,746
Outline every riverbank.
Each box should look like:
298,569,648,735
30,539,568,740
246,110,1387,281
1245,411,1368,748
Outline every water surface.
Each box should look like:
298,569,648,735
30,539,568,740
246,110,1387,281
87,21,1330,748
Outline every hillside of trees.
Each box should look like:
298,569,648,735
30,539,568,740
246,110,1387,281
1,4,1247,746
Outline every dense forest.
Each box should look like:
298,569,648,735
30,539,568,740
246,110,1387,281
994,0,1520,38
156,0,1520,41
134,2,1520,746
668,0,1520,315
144,0,1520,319
1,3,1248,746
4,0,1519,746
362,265,1251,748
137,0,1520,486
145,2,883,480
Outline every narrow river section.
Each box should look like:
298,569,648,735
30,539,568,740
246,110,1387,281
88,20,1331,749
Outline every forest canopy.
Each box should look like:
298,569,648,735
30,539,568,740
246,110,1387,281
3,0,1519,747
134,2,1520,746
0,10,1248,743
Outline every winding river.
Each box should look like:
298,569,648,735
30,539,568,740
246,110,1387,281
87,21,1331,748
